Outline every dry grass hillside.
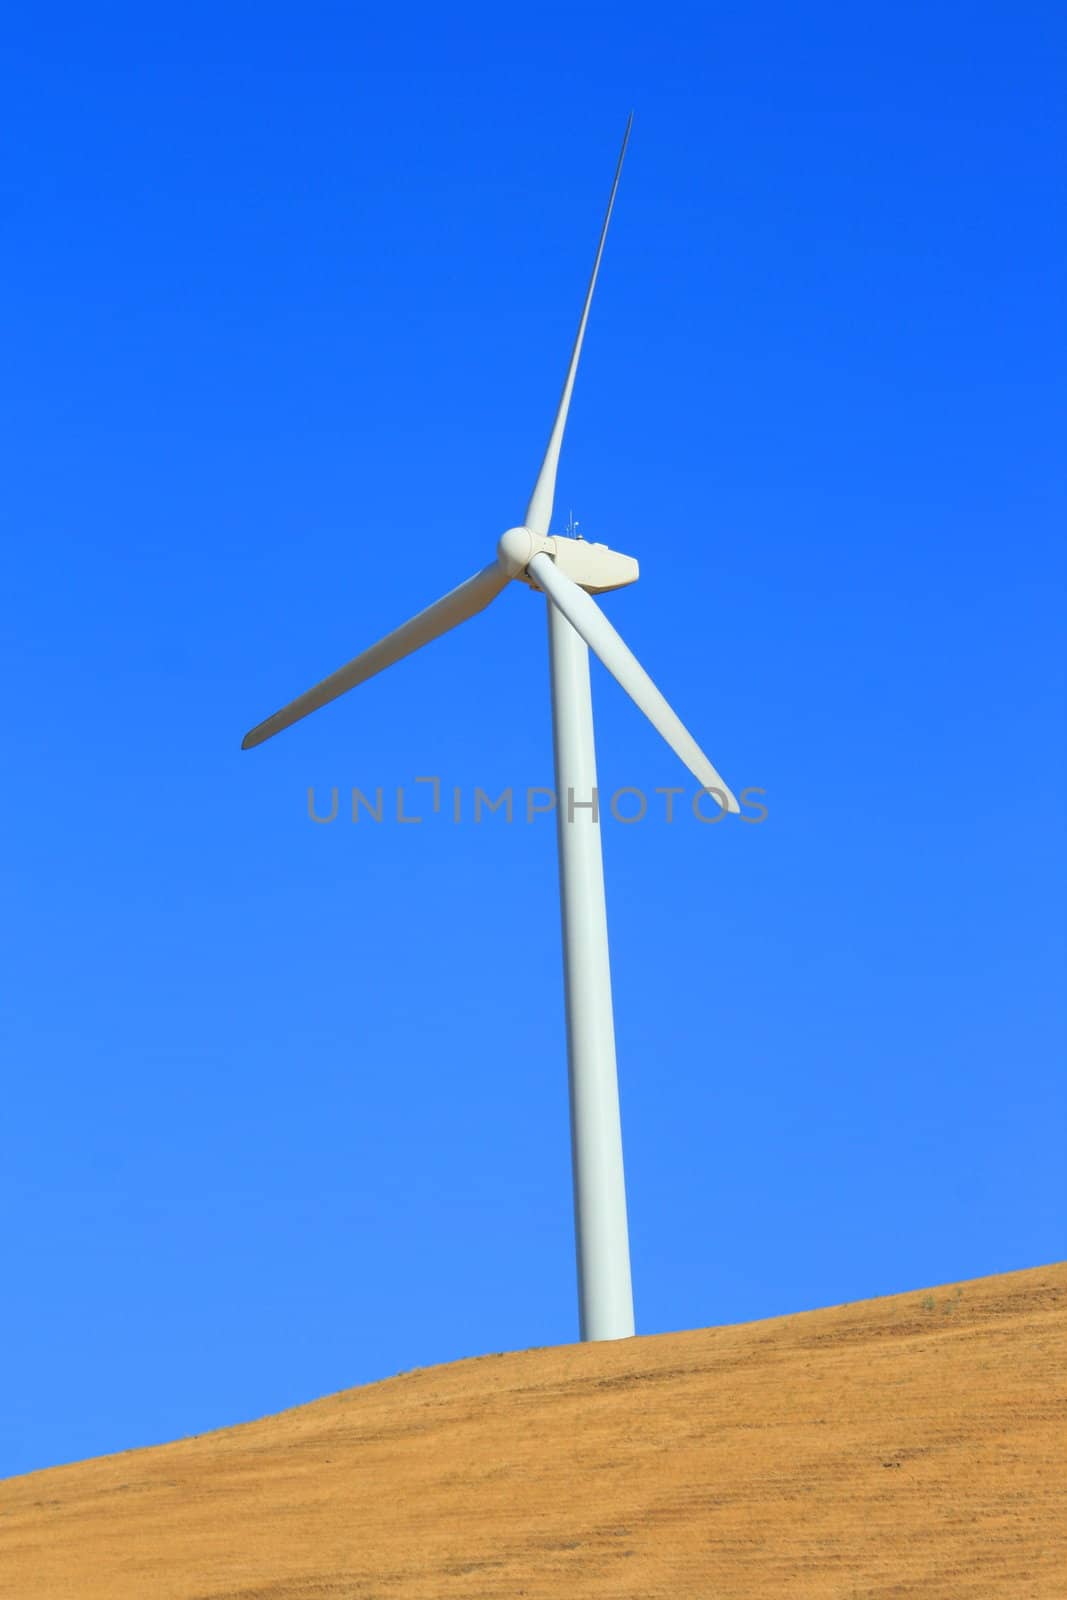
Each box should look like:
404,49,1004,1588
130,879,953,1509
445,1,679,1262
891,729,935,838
1,1263,1063,1598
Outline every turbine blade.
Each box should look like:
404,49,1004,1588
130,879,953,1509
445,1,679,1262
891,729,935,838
242,562,508,749
523,114,633,540
528,551,739,811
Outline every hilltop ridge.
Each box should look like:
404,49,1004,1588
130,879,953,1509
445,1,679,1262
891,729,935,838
1,1262,1063,1597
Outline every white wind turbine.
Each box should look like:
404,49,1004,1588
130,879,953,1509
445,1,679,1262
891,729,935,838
242,115,738,1342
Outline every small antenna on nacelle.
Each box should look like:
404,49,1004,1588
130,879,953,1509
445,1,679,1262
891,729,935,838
566,509,583,541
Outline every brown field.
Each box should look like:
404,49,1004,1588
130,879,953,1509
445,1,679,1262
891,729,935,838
1,1262,1063,1598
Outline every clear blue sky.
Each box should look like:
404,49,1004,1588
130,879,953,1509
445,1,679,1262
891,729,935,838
2,3,1064,1479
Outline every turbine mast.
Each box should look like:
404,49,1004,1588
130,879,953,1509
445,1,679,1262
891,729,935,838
548,599,635,1341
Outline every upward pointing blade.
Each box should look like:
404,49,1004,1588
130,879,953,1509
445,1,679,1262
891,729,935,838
528,551,739,811
241,561,508,749
523,114,633,540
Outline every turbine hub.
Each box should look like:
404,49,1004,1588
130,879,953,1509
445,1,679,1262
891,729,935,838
497,526,536,577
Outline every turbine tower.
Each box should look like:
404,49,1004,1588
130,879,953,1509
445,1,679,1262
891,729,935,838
242,115,737,1342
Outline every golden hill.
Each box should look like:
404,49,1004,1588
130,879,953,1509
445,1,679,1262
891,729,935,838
1,1263,1063,1598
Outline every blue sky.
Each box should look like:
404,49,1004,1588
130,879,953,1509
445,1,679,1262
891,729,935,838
2,3,1064,1478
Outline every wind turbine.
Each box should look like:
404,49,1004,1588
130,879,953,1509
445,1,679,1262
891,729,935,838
242,115,738,1343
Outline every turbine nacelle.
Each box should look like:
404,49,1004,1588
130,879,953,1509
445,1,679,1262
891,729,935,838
497,527,639,594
